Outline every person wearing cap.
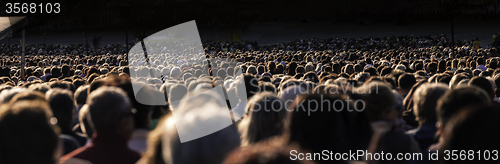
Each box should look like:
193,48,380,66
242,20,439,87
60,86,140,164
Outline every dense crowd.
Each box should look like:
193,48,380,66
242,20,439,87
0,34,499,164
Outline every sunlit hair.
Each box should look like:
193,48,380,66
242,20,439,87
78,105,93,139
0,87,29,104
412,83,448,124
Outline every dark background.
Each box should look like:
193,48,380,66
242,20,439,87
0,0,499,45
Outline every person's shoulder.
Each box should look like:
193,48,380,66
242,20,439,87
60,146,89,164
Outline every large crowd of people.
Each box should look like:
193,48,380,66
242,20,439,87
0,34,499,164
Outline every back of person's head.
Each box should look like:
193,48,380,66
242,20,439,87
438,60,447,73
364,67,378,76
72,79,86,90
477,57,485,65
381,67,393,76
302,72,319,83
470,61,477,69
9,91,46,103
87,73,100,84
468,76,495,100
0,87,28,103
46,88,75,131
0,100,59,164
344,64,354,75
257,65,265,74
284,94,350,156
168,84,187,109
398,73,416,92
437,73,452,84
305,64,314,73
51,67,61,77
354,64,362,73
412,83,449,125
235,74,260,101
49,81,70,90
427,62,438,74
259,82,277,93
74,85,89,105
217,69,226,79
247,66,257,75
287,62,298,75
87,86,132,134
437,85,492,131
62,65,70,75
110,76,164,130
239,92,286,146
358,82,398,122
440,105,500,164
223,140,314,164
295,66,305,74
29,84,50,94
278,85,307,109
89,78,107,94
161,89,240,164
170,67,182,79
472,69,482,76
449,74,468,89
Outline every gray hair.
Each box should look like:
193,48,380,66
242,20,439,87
161,89,240,164
87,86,131,132
412,83,449,124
